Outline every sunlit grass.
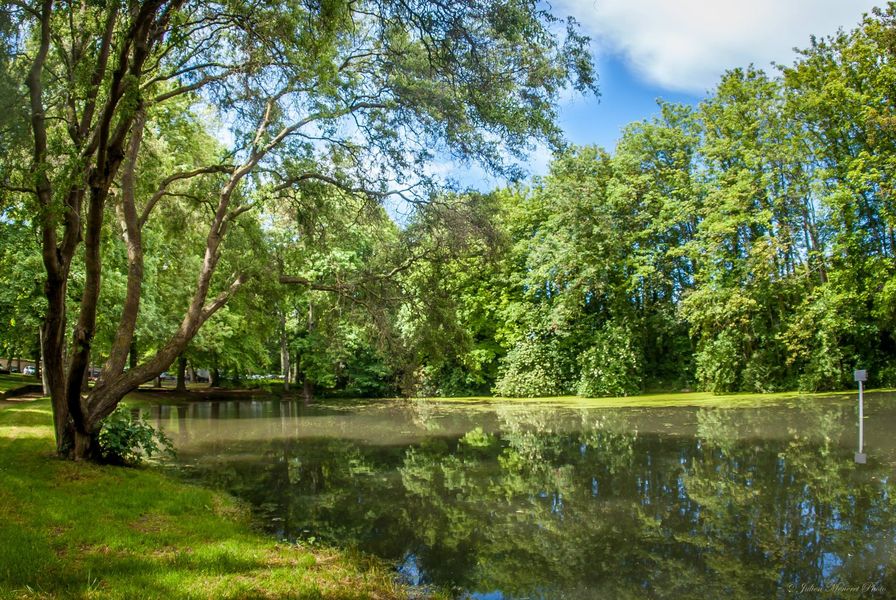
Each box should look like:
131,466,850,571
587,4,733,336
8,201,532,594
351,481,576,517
0,400,416,599
408,388,889,409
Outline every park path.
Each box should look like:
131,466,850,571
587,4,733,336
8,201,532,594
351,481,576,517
0,393,43,410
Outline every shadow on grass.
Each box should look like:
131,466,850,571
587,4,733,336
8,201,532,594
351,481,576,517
0,401,407,600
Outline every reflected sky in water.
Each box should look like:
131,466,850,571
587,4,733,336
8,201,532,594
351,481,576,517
142,394,896,599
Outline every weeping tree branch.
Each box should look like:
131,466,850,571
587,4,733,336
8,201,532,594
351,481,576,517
139,164,233,227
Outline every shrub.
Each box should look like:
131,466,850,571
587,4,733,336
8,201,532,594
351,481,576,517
98,406,174,466
695,330,742,393
493,336,572,397
576,322,642,397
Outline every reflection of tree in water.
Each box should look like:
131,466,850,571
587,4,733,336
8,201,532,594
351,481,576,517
403,398,447,432
688,405,895,598
175,402,895,599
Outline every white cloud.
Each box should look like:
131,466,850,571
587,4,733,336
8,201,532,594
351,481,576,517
556,0,880,93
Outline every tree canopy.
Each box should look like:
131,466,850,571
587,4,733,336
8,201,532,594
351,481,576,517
0,0,595,458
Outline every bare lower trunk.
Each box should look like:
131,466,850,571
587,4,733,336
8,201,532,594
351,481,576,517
176,355,187,391
81,363,90,392
73,429,100,462
301,303,315,404
280,310,290,392
302,377,313,404
43,271,74,455
38,327,49,394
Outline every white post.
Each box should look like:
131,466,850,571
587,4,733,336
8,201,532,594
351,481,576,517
854,369,868,464
858,379,864,453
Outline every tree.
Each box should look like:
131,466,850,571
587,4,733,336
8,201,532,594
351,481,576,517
2,0,595,458
271,187,402,398
0,210,45,377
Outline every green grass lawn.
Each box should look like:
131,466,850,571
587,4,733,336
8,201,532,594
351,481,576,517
411,387,886,409
0,373,38,393
0,400,412,599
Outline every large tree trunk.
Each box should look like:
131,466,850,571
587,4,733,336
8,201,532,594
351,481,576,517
73,430,101,462
302,377,313,404
176,355,187,391
280,309,291,392
25,1,249,461
37,327,49,395
43,271,76,456
81,362,90,392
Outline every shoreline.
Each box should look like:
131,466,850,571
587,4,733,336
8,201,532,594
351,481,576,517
0,399,424,599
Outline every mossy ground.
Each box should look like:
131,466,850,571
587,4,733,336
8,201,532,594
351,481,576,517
0,400,413,600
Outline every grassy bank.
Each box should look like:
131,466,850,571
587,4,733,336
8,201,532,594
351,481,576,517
0,400,411,599
132,387,891,410
413,387,893,409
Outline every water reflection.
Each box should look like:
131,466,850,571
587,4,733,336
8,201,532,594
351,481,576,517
147,395,896,599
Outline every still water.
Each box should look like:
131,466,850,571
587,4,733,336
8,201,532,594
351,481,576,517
144,394,896,599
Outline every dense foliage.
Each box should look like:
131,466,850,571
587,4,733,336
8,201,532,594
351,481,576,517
1,4,894,402
418,6,896,396
0,0,594,457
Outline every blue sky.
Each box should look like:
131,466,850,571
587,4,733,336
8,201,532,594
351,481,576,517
557,53,701,152
512,0,882,180
403,1,883,208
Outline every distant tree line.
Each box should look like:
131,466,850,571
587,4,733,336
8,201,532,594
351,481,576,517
415,6,896,396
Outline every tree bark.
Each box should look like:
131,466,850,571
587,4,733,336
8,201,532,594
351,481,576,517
73,430,100,462
81,363,90,392
302,302,315,404
280,309,290,392
23,0,263,460
37,328,48,394
176,355,187,391
302,377,313,404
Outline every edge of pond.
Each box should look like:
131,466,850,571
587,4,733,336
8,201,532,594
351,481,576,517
0,399,442,599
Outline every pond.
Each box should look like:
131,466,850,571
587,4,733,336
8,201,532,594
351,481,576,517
143,394,896,599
